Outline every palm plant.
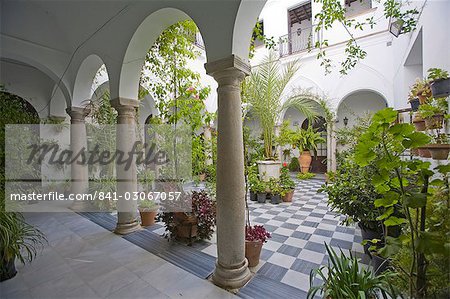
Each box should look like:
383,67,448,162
294,126,326,154
243,51,317,159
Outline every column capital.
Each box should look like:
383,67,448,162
66,106,90,122
205,55,250,80
110,97,140,109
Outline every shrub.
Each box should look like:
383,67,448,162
297,172,315,180
289,157,300,172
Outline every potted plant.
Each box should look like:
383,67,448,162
280,165,295,202
425,133,450,160
253,179,267,203
417,102,446,130
245,225,271,267
243,52,317,181
412,112,426,131
0,212,47,281
428,67,450,98
138,199,158,227
157,191,216,243
308,244,399,299
294,126,325,173
247,164,259,201
410,78,432,105
267,178,282,204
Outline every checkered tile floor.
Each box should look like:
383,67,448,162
149,176,371,294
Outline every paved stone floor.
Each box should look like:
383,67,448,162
1,176,370,299
0,212,236,299
150,177,369,295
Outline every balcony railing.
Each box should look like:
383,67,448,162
279,26,320,57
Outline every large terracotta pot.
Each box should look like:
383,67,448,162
139,209,157,227
282,189,294,202
298,151,312,173
426,144,450,160
245,240,263,267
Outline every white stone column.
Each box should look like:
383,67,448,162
66,106,90,210
111,98,141,235
205,55,252,289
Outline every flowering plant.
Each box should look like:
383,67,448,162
192,190,216,240
280,166,295,190
245,225,271,243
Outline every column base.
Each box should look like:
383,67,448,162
212,259,252,289
114,220,141,235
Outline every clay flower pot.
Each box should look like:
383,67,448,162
298,151,312,173
138,208,157,227
418,147,432,158
426,144,450,160
282,189,294,202
245,240,263,267
412,114,426,131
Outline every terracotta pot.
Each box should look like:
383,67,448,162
410,148,419,156
298,151,312,173
412,114,426,131
245,240,263,267
426,144,450,160
418,147,432,158
282,189,294,202
424,114,444,129
139,209,157,227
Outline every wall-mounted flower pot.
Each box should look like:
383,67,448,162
270,194,281,204
424,114,444,129
257,192,267,203
249,191,257,201
257,160,281,181
409,98,420,111
430,78,450,98
245,240,263,267
426,144,450,160
410,148,419,156
282,189,294,202
412,114,426,131
298,151,312,173
418,147,432,158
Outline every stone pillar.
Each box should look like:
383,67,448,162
66,106,90,210
111,98,141,235
205,55,252,289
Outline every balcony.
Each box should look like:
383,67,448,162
279,26,320,57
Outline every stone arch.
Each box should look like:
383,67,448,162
336,89,388,128
73,54,108,107
118,8,203,100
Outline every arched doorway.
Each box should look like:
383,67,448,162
301,116,327,173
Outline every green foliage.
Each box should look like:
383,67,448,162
280,166,295,191
0,90,46,277
297,172,316,180
308,243,399,299
427,68,449,81
243,52,317,159
249,20,277,58
289,157,300,172
312,0,419,75
267,178,282,195
354,107,448,298
138,199,158,210
293,126,326,154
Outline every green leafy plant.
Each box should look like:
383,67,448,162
297,172,315,180
293,126,326,154
289,157,300,172
243,52,317,159
354,108,449,298
267,178,282,195
280,165,295,191
409,78,431,103
308,243,399,299
138,199,158,211
427,68,449,81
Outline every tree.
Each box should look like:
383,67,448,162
242,51,318,159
